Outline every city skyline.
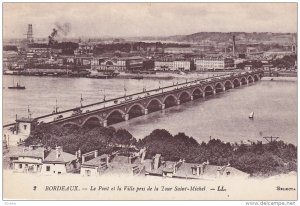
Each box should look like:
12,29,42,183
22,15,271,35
3,3,297,39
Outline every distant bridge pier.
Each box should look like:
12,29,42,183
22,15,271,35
124,114,129,121
213,89,216,95
202,93,206,98
177,100,181,105
161,104,166,110
144,108,148,115
103,120,108,127
190,96,194,101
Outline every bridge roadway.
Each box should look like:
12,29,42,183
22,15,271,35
6,70,264,129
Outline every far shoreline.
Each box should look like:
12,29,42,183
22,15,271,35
261,76,297,82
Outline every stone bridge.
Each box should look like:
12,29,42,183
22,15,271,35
35,70,263,128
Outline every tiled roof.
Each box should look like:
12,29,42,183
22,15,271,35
145,160,249,179
102,162,144,176
9,147,44,159
43,150,77,164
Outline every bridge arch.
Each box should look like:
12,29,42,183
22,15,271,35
127,103,145,113
253,74,259,81
247,75,254,83
232,78,240,88
163,94,178,108
127,103,145,119
146,98,163,113
146,98,163,108
214,82,224,93
240,77,247,85
203,85,214,96
106,109,126,126
192,87,203,99
224,80,233,90
178,91,192,103
81,115,103,128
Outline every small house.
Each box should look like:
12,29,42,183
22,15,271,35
41,146,79,175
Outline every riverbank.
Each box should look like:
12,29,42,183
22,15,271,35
3,70,234,81
261,76,297,82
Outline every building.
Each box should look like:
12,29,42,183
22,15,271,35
173,60,191,71
80,148,146,177
15,117,37,136
90,56,144,72
244,65,253,71
41,146,79,175
80,150,109,176
154,60,174,71
91,57,127,71
26,47,49,59
10,145,45,173
145,154,249,179
194,57,234,71
263,50,294,59
123,56,144,72
81,154,109,176
154,58,191,71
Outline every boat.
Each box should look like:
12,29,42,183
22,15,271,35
8,79,26,90
249,112,254,119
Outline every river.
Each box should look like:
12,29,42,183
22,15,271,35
3,75,297,144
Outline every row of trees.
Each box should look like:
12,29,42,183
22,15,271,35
236,55,297,70
137,129,297,176
25,123,136,154
25,124,297,176
3,45,18,52
271,55,297,68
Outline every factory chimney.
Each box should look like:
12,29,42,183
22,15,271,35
292,36,296,53
232,35,236,57
26,24,34,44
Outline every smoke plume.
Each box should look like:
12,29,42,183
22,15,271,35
48,22,72,45
55,22,71,36
48,28,58,46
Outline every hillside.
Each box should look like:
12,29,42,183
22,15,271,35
137,32,296,44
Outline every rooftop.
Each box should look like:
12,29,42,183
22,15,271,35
118,56,145,60
82,154,109,167
9,147,44,159
43,150,77,164
146,160,249,179
16,117,36,123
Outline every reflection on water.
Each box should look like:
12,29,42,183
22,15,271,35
3,75,297,144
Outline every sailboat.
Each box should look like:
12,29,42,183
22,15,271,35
249,112,254,119
8,79,25,90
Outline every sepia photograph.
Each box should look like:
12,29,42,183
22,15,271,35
2,2,298,202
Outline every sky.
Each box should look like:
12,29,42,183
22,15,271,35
3,3,297,39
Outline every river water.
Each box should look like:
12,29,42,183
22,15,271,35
3,75,297,144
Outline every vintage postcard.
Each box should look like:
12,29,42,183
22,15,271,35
2,2,298,202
